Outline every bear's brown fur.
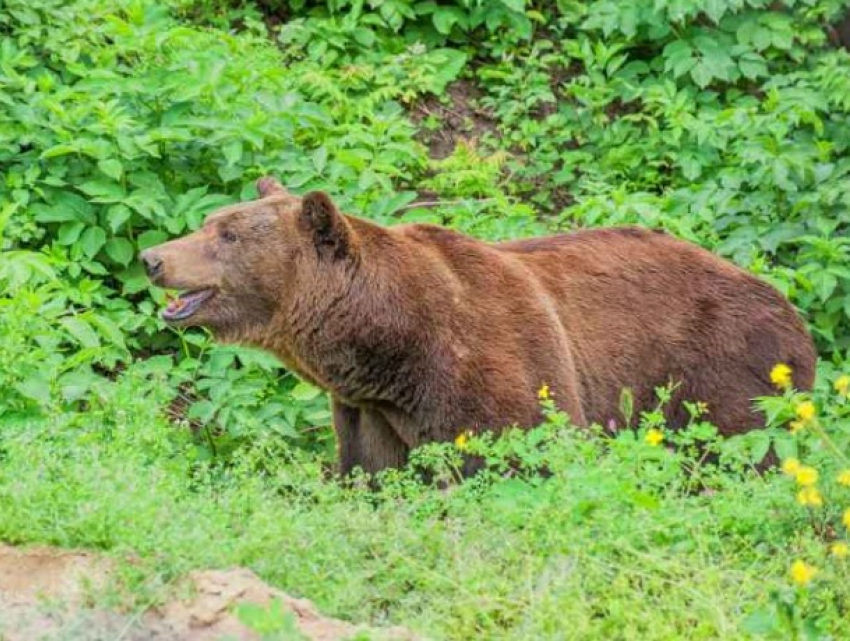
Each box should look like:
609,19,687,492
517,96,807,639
140,178,817,475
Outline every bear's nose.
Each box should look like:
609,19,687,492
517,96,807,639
140,250,163,280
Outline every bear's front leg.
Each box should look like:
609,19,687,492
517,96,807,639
331,399,409,476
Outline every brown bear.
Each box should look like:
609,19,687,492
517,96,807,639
140,177,817,475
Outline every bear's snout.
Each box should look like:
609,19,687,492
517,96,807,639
140,249,164,281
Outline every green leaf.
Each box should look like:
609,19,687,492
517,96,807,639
814,272,838,302
703,0,727,24
428,49,468,93
773,432,797,462
735,18,758,46
107,204,133,233
223,140,243,166
741,607,777,635
34,192,96,224
59,368,98,403
690,63,713,89
97,158,124,181
752,26,772,51
79,226,107,258
738,52,767,80
137,230,169,250
105,237,134,266
500,0,525,12
748,430,771,463
40,143,80,159
61,317,101,349
433,7,463,34
57,221,85,245
312,146,328,174
289,381,323,402
663,40,695,78
89,315,126,350
118,262,150,295
32,204,81,224
14,377,51,406
78,179,125,202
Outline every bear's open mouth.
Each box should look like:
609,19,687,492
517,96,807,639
162,289,216,322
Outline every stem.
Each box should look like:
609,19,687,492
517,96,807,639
396,198,498,211
811,420,850,466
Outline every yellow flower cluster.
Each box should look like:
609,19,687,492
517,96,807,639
788,400,817,434
797,487,823,507
770,363,793,390
796,400,816,422
795,466,818,486
781,458,801,476
782,459,824,507
790,559,818,585
454,430,473,451
770,365,820,433
779,372,850,589
538,384,551,401
790,540,850,589
645,428,664,446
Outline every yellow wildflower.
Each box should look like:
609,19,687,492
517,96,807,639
782,458,801,476
835,375,850,396
797,487,823,507
454,431,472,451
843,508,850,530
789,420,806,434
645,428,664,446
790,560,818,585
831,542,850,558
796,401,816,423
770,363,793,389
538,384,550,400
838,470,850,487
795,466,819,487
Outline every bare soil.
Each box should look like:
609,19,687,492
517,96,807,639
409,79,498,160
0,544,417,641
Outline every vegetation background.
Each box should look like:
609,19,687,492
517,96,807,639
3,0,850,638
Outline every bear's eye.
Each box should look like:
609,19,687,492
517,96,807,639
220,227,237,243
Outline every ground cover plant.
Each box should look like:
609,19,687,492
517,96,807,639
3,0,850,638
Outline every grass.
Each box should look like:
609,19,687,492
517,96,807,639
2,367,848,639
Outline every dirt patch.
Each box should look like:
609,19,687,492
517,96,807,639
0,544,417,640
409,80,498,160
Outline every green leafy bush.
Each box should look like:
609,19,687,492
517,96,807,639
0,0,440,446
474,0,850,353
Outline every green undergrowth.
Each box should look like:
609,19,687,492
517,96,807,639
1,363,850,640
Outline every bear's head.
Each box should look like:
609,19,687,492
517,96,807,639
140,177,357,341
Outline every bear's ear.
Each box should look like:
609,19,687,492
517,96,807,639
256,176,286,198
300,191,354,259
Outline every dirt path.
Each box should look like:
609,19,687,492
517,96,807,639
0,545,416,640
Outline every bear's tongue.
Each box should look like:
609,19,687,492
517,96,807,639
162,289,215,321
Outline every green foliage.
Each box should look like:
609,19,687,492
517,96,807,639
236,599,308,640
0,0,437,447
3,367,850,638
273,0,534,51
476,1,850,353
5,0,850,636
